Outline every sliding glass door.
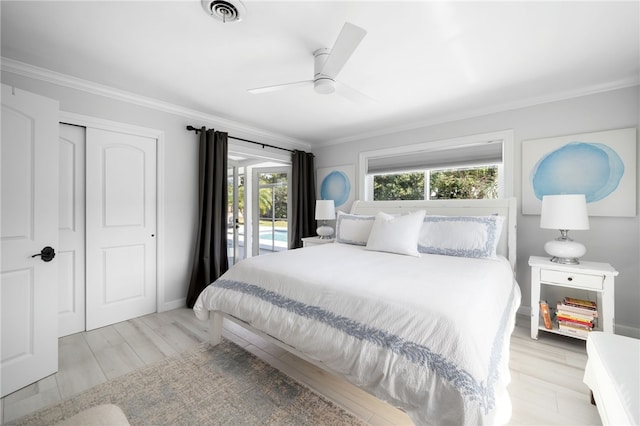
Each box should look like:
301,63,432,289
252,167,290,256
227,165,245,266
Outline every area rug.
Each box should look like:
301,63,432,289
10,340,366,426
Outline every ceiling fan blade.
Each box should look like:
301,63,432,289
248,80,313,94
320,22,367,79
336,81,376,105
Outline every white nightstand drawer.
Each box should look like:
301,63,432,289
540,269,603,290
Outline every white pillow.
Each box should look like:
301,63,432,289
335,211,375,245
418,215,505,258
365,210,426,256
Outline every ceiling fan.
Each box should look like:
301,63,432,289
248,22,372,103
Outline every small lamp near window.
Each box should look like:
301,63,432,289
315,199,336,239
540,194,590,264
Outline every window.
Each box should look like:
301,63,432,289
373,171,426,200
429,166,498,199
372,165,499,201
359,130,513,201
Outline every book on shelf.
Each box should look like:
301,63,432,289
556,302,598,319
555,296,598,334
558,322,591,338
539,300,553,330
556,309,594,321
556,298,598,318
557,316,594,329
556,315,594,328
562,297,597,311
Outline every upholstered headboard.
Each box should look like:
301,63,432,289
350,198,517,273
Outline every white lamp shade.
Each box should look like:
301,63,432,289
540,194,590,230
315,200,336,220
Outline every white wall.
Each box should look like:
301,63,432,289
1,71,199,309
0,69,302,311
313,86,640,337
4,67,637,335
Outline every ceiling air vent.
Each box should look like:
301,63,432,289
201,0,246,23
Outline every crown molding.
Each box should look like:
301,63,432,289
320,77,640,147
3,56,637,150
1,57,311,151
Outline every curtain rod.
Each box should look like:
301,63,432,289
186,125,295,154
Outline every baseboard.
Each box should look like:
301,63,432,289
615,324,640,339
164,301,638,335
160,298,187,312
517,306,531,318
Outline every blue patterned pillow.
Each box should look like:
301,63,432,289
335,212,375,245
418,215,504,258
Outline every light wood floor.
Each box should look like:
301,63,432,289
1,308,601,425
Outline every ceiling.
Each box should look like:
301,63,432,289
2,1,638,147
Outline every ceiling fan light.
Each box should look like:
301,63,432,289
314,78,335,94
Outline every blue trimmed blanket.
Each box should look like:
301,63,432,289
194,243,521,425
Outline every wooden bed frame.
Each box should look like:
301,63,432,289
206,197,518,407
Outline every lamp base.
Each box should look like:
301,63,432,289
316,225,334,239
544,238,586,265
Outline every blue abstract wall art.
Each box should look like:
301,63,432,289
522,128,636,217
320,170,351,207
530,142,625,202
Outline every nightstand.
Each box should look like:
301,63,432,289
529,256,618,340
301,236,335,247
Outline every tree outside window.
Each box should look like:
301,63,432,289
373,165,498,201
373,172,425,200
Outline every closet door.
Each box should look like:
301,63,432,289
85,128,157,330
58,123,86,337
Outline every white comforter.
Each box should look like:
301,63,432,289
194,243,521,425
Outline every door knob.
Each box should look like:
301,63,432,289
32,246,56,262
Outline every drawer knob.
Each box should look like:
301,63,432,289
567,276,573,281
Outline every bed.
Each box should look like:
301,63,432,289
194,198,521,425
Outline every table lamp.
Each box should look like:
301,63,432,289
315,199,336,239
540,194,590,264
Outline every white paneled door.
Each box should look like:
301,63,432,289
85,128,157,330
58,124,86,337
1,85,59,397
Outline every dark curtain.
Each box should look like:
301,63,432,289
289,150,316,249
186,128,229,308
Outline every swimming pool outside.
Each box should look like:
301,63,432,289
259,228,288,251
259,229,288,242
227,228,288,263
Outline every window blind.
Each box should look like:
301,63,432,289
367,140,503,174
